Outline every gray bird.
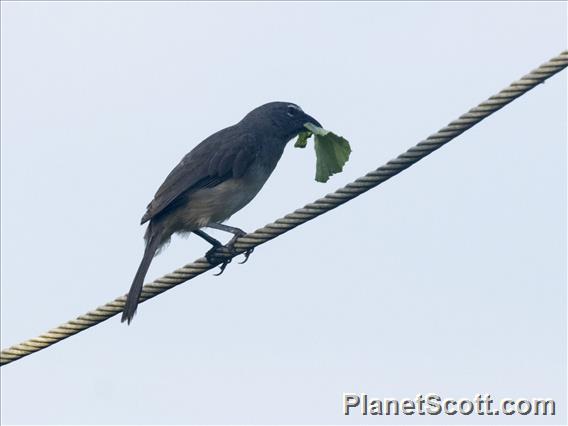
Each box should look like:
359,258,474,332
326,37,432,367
122,101,321,323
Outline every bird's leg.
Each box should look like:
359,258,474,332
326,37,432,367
207,223,255,264
194,229,232,275
193,229,222,247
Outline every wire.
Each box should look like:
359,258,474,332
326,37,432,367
2,51,566,367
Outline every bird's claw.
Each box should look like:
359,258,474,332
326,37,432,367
205,245,234,275
227,232,254,265
213,259,231,276
238,248,254,264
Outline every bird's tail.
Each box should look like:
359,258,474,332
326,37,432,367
122,229,162,324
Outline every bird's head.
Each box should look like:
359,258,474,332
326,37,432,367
242,101,322,141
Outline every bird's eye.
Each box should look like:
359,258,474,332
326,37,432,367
286,106,298,117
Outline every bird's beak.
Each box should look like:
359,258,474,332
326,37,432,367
304,113,322,129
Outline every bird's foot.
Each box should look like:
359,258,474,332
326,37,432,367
205,244,235,276
204,230,253,275
225,231,254,265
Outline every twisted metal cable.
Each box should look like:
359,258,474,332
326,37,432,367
2,51,566,367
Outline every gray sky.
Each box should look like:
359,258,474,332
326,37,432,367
1,1,566,425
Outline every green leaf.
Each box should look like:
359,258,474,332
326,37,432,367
294,130,312,148
294,122,352,183
314,131,351,183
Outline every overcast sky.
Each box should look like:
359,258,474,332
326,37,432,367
1,2,566,425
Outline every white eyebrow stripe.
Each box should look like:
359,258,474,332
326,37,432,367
287,104,303,112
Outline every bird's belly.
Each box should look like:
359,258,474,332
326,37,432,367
178,168,270,230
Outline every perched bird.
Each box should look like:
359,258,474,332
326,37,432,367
122,101,322,323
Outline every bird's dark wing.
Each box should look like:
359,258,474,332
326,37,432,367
141,129,258,224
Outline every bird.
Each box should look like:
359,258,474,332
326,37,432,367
122,101,322,323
